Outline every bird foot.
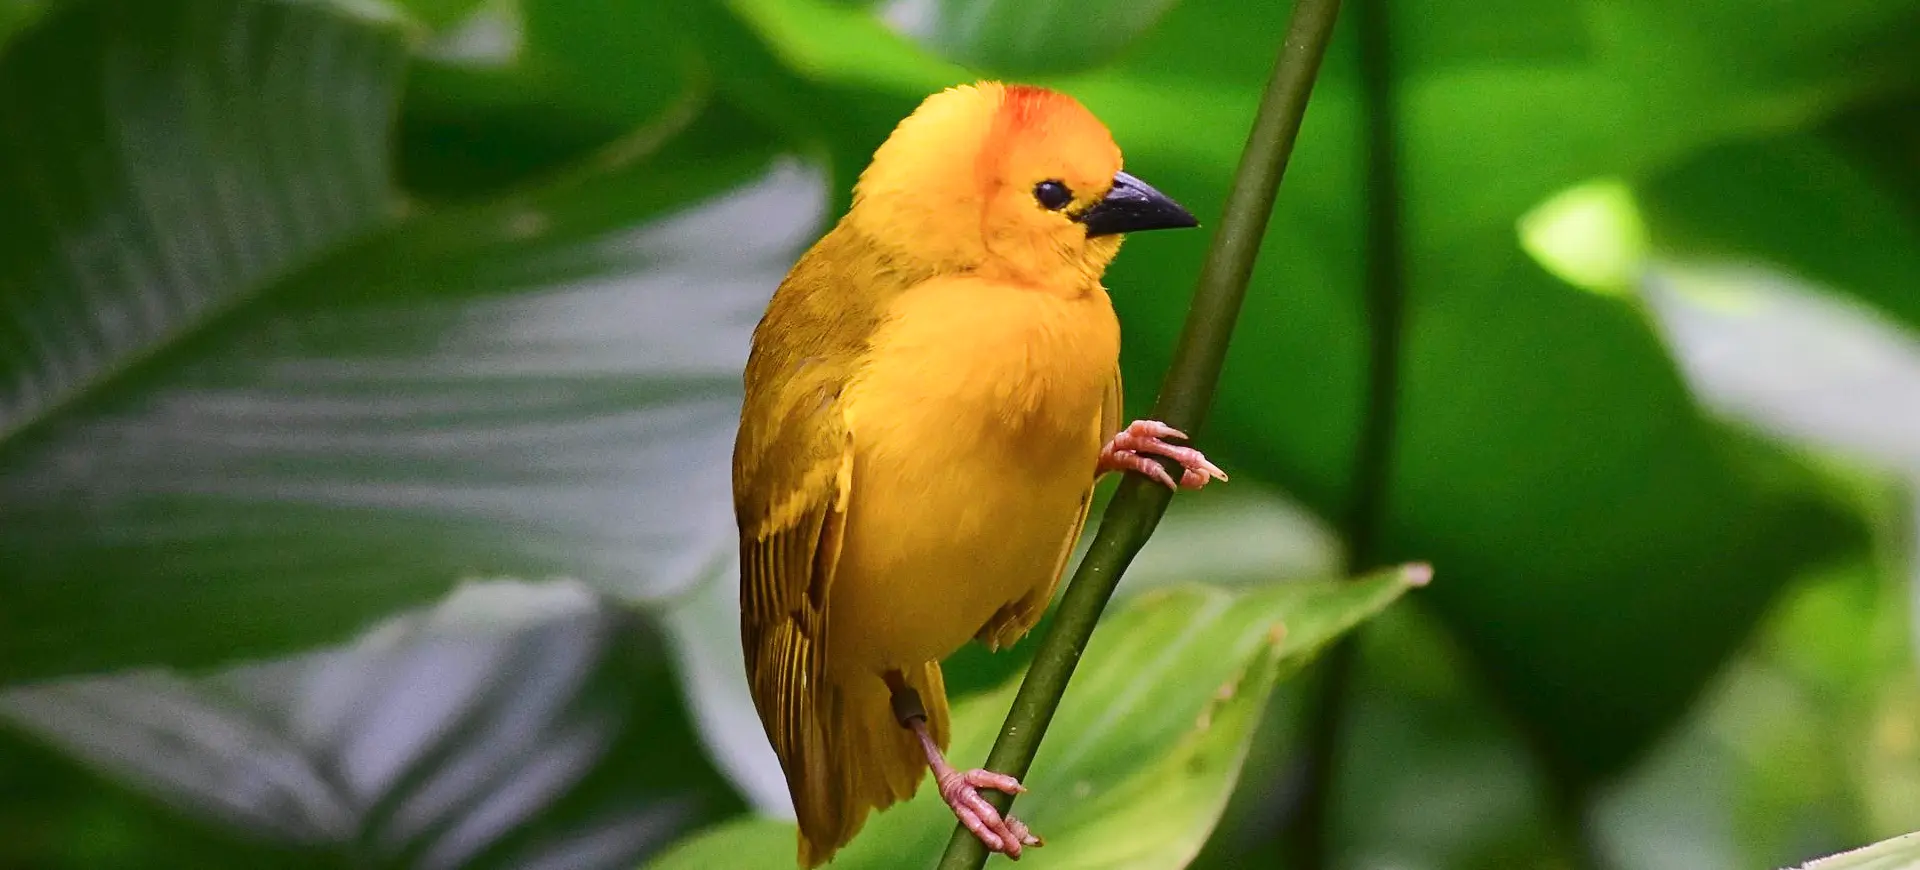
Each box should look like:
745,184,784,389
1097,419,1228,490
937,768,1043,860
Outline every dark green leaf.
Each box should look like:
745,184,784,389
0,0,407,450
0,0,828,685
0,136,823,684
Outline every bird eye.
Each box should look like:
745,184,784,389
1033,180,1073,211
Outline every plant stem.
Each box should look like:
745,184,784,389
1284,0,1405,863
931,2,1345,867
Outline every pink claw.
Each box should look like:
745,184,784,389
937,769,1041,859
1097,419,1229,490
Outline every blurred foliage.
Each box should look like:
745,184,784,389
1,0,1918,868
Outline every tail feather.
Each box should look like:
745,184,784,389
794,662,948,868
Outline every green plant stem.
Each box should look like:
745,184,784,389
1284,0,1405,864
931,2,1345,867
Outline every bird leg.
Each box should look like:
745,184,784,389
888,679,1042,859
1097,419,1228,490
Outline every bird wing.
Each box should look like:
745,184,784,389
738,435,852,841
732,228,898,848
975,365,1124,650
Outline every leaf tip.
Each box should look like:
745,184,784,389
1400,562,1434,587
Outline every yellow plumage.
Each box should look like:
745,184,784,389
733,81,1209,866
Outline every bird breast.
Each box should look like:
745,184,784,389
848,275,1118,466
827,275,1119,670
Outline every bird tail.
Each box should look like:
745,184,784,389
795,661,949,868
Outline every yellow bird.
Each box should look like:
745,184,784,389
733,81,1225,866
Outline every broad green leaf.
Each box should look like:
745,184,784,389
647,565,1426,870
878,0,1185,76
1796,832,1920,869
0,0,830,685
0,139,824,684
0,0,405,678
0,0,407,446
0,580,740,869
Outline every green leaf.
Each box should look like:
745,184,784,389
0,580,741,869
0,0,829,685
647,565,1425,870
0,0,403,678
0,138,824,684
1795,831,1920,870
877,0,1186,76
0,0,408,448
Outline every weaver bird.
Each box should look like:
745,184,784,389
733,81,1225,866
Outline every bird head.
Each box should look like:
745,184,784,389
849,81,1196,290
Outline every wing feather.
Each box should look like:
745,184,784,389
732,223,930,862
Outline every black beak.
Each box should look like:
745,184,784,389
1078,170,1198,237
